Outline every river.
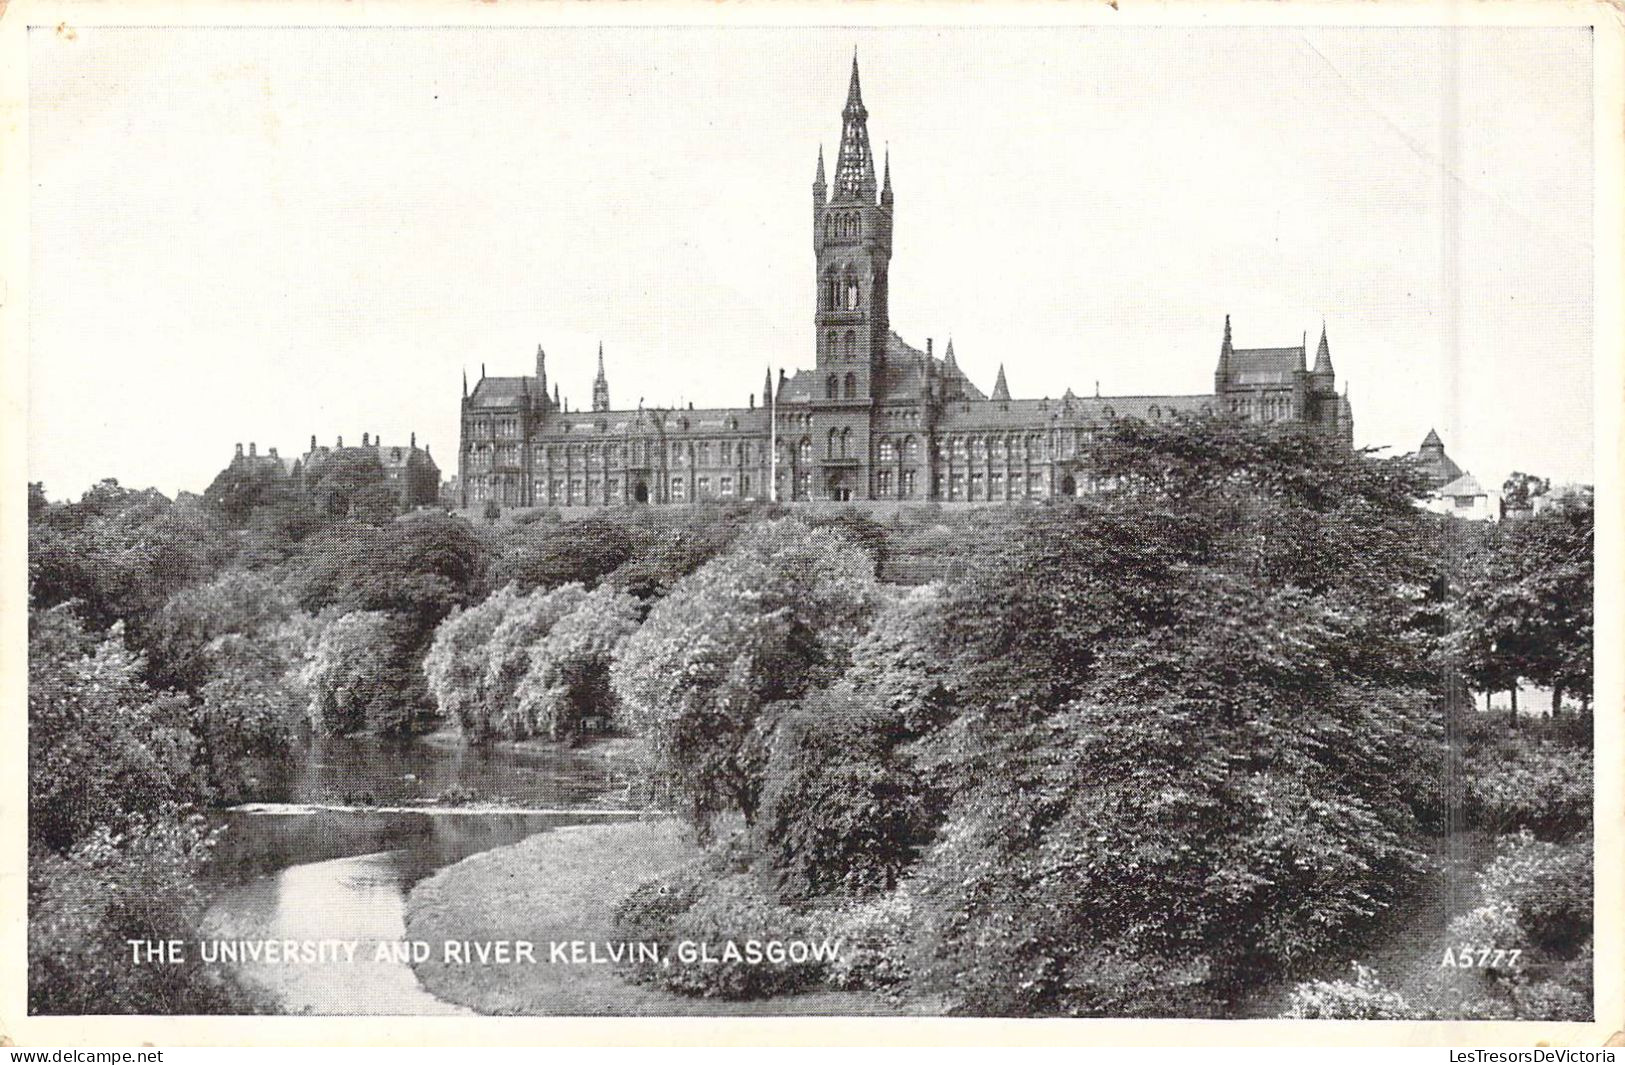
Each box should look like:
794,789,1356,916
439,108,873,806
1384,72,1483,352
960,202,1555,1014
200,733,646,1015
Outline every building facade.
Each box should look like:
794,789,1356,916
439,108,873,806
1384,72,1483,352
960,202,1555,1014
210,433,441,515
458,58,1354,509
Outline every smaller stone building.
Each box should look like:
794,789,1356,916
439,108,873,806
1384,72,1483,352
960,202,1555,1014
208,433,441,518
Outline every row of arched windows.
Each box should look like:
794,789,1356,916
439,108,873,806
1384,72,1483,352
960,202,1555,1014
823,329,860,361
823,212,862,241
822,270,863,311
825,372,859,400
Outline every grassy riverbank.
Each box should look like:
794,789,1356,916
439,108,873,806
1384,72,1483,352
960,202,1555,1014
402,819,909,1015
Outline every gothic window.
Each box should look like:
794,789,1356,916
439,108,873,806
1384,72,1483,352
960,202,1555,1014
794,470,811,499
904,436,920,462
827,375,838,400
699,442,711,465
827,429,839,458
843,330,856,360
825,217,833,242
697,476,710,498
671,477,685,502
1149,404,1161,420
878,439,896,463
798,437,812,463
877,470,892,496
739,441,751,463
720,441,732,464
841,427,852,458
824,272,837,310
843,373,856,400
720,476,733,497
901,470,916,497
844,276,860,310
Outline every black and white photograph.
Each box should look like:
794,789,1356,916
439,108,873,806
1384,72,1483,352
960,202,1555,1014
4,0,1619,1047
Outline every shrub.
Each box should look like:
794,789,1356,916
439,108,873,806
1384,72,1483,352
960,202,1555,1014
1459,726,1591,840
1282,963,1423,1020
756,689,933,900
627,873,824,999
1450,833,1591,960
813,890,913,995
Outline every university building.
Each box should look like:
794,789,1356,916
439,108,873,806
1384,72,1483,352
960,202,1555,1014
457,58,1354,509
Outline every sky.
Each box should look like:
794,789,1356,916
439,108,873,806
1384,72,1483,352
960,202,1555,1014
27,25,1595,500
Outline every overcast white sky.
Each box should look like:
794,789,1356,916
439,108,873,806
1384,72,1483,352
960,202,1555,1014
27,25,1594,500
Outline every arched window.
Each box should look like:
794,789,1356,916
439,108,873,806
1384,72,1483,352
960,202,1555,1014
845,276,860,309
828,428,840,458
798,437,812,463
843,372,856,400
843,330,856,360
904,435,919,462
824,217,833,242
826,331,837,358
841,427,852,458
826,375,838,400
878,439,896,463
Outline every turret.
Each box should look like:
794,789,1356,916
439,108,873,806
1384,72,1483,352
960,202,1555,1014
813,145,827,207
1311,322,1335,389
535,344,548,399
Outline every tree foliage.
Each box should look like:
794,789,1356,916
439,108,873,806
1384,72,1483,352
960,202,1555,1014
611,518,883,828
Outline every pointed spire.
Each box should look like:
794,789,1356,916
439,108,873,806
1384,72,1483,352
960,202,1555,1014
462,368,468,398
991,363,1011,402
1215,315,1233,388
553,382,560,408
1421,428,1444,450
593,342,610,412
763,365,774,408
1313,321,1334,376
944,338,957,368
880,145,893,207
833,53,877,203
814,145,827,189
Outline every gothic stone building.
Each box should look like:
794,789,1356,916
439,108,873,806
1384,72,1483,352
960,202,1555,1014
458,58,1354,510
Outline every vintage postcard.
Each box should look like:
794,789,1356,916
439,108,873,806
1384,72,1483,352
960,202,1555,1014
1,0,1620,1049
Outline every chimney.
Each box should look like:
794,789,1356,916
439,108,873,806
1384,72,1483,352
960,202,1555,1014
269,447,278,458
410,432,416,448
337,435,344,447
249,442,256,457
235,443,243,457
310,434,317,452
362,432,370,447
927,338,933,359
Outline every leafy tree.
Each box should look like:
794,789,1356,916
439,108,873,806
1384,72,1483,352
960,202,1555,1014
28,605,201,853
29,482,231,640
29,811,270,1014
304,450,388,520
142,570,295,693
486,513,639,593
478,583,589,739
422,585,522,736
302,610,424,735
1450,490,1593,716
611,518,883,829
513,583,641,742
906,415,1449,1015
202,459,299,527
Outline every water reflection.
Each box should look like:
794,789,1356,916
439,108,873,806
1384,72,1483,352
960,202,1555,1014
202,735,644,1015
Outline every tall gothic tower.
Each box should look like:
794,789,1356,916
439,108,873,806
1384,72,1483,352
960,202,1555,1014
813,55,892,403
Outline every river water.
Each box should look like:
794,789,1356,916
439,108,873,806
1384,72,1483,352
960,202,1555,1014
200,734,644,1015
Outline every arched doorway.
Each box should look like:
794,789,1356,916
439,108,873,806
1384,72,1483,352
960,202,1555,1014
827,475,852,502
1061,474,1077,496
633,481,649,504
